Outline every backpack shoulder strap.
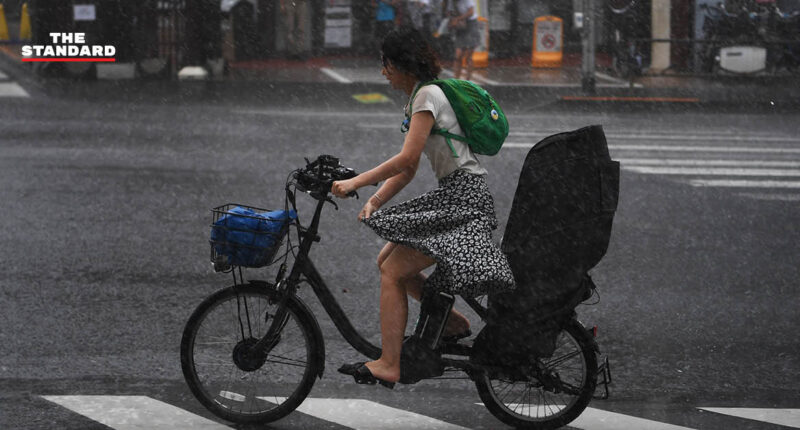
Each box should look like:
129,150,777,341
407,79,443,116
408,79,462,158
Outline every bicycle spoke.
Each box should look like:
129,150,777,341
544,350,581,368
266,354,308,366
480,323,593,425
184,288,316,421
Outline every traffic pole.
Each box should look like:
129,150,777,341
580,0,596,94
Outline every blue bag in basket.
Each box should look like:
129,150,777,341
210,206,297,267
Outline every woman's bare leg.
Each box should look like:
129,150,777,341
367,244,435,382
453,48,464,79
463,48,475,81
377,243,471,336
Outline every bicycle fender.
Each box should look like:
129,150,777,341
573,318,601,354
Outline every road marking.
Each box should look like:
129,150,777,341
737,192,800,201
620,159,800,168
439,68,500,86
699,408,800,428
320,67,353,84
689,179,800,188
361,125,797,141
594,71,630,85
625,166,800,177
475,404,695,429
562,95,700,102
571,407,697,430
504,143,800,154
235,108,396,118
508,132,800,143
0,82,29,97
266,397,469,429
469,73,501,86
42,395,229,429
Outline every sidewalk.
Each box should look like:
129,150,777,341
224,53,800,106
2,42,799,106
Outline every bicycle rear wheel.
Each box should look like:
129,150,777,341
180,283,324,424
474,319,597,430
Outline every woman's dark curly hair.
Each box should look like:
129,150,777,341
381,27,442,82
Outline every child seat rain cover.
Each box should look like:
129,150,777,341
473,125,619,363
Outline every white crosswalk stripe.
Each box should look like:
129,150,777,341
41,394,800,430
0,67,30,97
506,131,800,197
625,166,800,177
0,82,29,97
699,408,800,428
42,395,230,429
690,179,800,188
267,397,469,429
474,404,696,430
571,407,697,430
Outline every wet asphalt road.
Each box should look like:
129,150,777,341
1,77,799,429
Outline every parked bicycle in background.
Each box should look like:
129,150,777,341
699,0,800,74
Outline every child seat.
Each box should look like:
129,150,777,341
473,125,620,364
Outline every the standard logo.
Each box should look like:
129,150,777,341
21,32,116,62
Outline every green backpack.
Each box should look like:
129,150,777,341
407,78,509,157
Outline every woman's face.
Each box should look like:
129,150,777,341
381,58,409,90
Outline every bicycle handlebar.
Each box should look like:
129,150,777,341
292,154,359,199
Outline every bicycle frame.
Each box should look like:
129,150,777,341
239,190,493,377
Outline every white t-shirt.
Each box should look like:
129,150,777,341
453,0,478,21
406,84,487,180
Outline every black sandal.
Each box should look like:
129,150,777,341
441,328,472,344
337,362,396,389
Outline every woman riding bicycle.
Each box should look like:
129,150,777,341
331,27,515,387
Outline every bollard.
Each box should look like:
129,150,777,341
20,3,32,40
0,5,9,41
471,16,489,68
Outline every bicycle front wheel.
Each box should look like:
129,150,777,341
474,319,597,430
180,284,324,424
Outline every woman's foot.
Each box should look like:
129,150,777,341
337,361,397,388
364,360,400,384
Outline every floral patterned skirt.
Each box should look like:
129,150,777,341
363,169,516,297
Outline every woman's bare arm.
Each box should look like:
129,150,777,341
332,110,434,197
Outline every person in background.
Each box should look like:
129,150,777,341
374,0,400,48
408,0,433,37
280,0,309,60
447,0,479,80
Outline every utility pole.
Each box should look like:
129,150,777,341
580,0,596,94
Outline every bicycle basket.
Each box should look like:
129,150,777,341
209,203,296,268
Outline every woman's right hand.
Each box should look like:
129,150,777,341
358,199,380,221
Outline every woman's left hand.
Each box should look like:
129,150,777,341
331,179,357,198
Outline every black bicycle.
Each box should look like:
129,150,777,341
181,130,617,429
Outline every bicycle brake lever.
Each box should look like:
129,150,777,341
348,191,360,200
325,197,339,210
